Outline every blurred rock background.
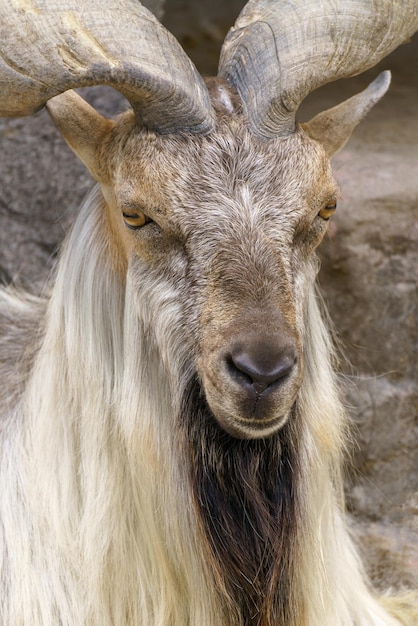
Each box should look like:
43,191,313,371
0,0,416,591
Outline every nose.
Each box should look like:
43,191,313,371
227,341,297,395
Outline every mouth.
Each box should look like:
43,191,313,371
209,407,291,440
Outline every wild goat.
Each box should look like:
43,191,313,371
0,0,417,625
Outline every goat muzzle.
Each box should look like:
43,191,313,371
200,325,302,439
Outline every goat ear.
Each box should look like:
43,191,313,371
46,90,115,183
302,71,391,157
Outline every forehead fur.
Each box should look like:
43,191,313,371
114,111,337,222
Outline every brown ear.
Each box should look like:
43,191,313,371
46,90,115,183
302,71,391,157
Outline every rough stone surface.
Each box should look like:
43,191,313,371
0,0,416,593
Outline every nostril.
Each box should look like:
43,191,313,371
226,354,254,388
227,346,297,394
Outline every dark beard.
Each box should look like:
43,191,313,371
178,374,302,626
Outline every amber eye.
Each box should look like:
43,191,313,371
318,201,337,221
122,210,152,230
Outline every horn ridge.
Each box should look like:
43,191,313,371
0,0,214,135
218,0,418,139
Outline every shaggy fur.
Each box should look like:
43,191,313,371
1,99,417,625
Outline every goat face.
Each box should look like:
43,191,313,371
49,87,338,439
170,127,337,440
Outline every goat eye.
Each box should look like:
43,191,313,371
122,210,152,230
318,201,337,221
